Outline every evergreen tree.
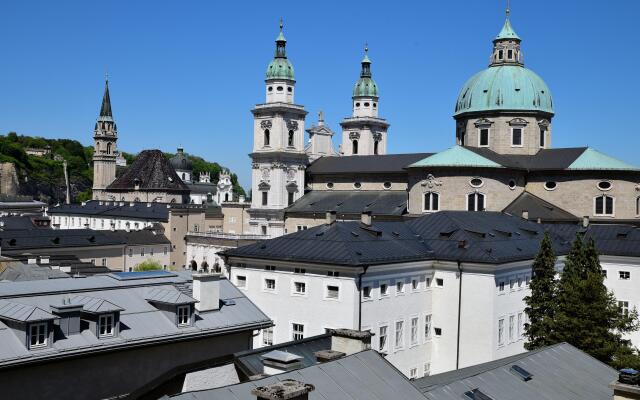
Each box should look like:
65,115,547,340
552,234,638,363
523,232,558,350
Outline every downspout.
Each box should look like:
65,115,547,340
357,265,369,331
456,260,463,370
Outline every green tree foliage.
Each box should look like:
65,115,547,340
523,233,558,350
133,259,162,271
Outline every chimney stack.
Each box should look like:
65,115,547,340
51,299,83,337
192,272,220,312
360,211,372,227
326,211,337,225
252,379,315,400
261,350,304,375
328,328,373,355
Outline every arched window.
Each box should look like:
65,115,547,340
424,192,439,212
182,173,185,180
539,127,546,148
201,261,209,271
106,142,112,154
288,130,294,147
190,260,197,271
594,195,614,216
636,196,640,216
374,140,379,155
352,140,359,155
264,129,270,146
467,192,485,211
224,193,229,202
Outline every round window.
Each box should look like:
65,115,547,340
470,178,484,188
355,102,360,107
508,179,517,190
268,86,273,92
326,182,334,189
364,102,370,107
287,87,292,92
544,181,557,191
597,181,612,191
277,86,283,91
354,182,362,189
373,103,377,108
383,182,392,189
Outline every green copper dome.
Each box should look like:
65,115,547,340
265,22,295,81
352,48,379,97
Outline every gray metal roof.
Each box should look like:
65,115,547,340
69,295,124,313
307,153,432,174
146,287,198,305
170,350,425,400
0,273,271,368
0,300,57,322
286,190,407,216
48,200,170,221
413,343,616,400
0,263,70,282
503,192,578,222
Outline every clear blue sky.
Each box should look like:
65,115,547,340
1,1,639,190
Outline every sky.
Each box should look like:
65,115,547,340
1,0,639,190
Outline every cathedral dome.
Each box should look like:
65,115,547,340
169,147,192,171
454,65,553,117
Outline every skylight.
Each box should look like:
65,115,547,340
510,365,533,381
463,389,494,400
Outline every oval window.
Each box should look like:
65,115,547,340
470,178,484,188
355,102,360,107
287,87,292,92
354,182,362,189
383,182,392,190
326,182,334,189
364,102,370,107
277,86,283,91
373,103,377,108
544,181,557,191
268,86,273,92
597,181,612,191
508,179,517,190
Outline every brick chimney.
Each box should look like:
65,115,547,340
252,379,315,400
328,328,372,355
192,272,220,312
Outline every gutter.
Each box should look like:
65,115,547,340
456,260,463,370
357,265,369,330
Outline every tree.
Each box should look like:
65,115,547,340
523,232,558,350
552,234,638,364
133,259,162,271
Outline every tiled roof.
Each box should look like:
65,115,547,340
286,190,407,216
307,153,432,174
107,150,189,192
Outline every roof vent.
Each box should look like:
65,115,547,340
314,349,345,363
464,389,494,400
510,365,533,381
251,379,315,400
261,350,304,375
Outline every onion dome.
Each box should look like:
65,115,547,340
353,46,378,97
265,19,295,81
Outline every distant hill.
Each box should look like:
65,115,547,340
0,132,245,204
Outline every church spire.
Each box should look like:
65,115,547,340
360,43,372,78
99,78,113,119
489,2,523,66
274,18,287,59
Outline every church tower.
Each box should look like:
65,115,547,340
248,20,308,237
92,78,118,199
340,46,389,156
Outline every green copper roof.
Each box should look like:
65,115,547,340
455,65,553,116
409,146,503,168
568,148,640,171
266,58,295,80
495,18,520,41
353,77,378,97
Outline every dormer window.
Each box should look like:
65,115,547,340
98,314,115,338
29,322,48,349
177,305,191,327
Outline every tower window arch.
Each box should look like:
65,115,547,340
106,142,112,154
498,50,504,59
288,130,294,147
467,192,485,212
374,140,379,155
352,140,359,155
264,129,270,146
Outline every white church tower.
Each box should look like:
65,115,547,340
340,46,389,156
248,20,308,237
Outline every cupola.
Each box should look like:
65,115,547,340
265,19,295,103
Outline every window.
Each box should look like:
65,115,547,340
128,248,133,257
510,279,515,291
434,327,442,336
288,130,294,147
512,128,523,146
509,315,515,342
326,285,339,299
380,283,389,297
637,197,640,216
261,226,268,235
498,318,505,346
517,312,523,338
479,128,489,146
296,225,308,231
276,86,283,91
436,278,444,287
423,363,431,377
372,139,381,155
602,269,607,278
288,191,294,206
294,268,306,274
354,182,362,189
424,315,432,340
261,191,268,206
539,127,546,147
101,258,107,267
294,281,306,294
508,49,513,59
364,102,370,107
379,325,388,351
410,368,418,379
395,320,404,349
498,49,504,59
91,259,96,265
164,247,168,255
327,271,340,277
467,192,485,211
544,181,557,191
412,279,419,291
236,275,247,288
262,327,274,346
470,178,484,188
363,286,371,299
396,281,405,294
619,271,631,280
265,278,276,290
326,182,334,189
352,140,358,154
410,317,418,345
265,265,276,271
263,129,270,146
141,248,145,257
99,314,115,338
508,179,517,190
177,305,190,326
518,276,523,288
292,323,304,340
595,195,614,216
423,192,439,212
287,86,292,92
29,323,47,349
383,181,391,190
619,301,630,316
499,281,505,292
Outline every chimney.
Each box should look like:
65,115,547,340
261,350,304,375
326,211,337,225
521,210,529,220
252,379,315,400
51,298,83,337
314,349,345,363
328,328,373,355
609,369,640,400
192,272,220,312
583,216,590,228
360,211,372,227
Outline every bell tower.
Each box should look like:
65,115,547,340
92,78,118,199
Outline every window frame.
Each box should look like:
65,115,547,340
478,127,490,147
498,318,505,346
98,313,115,338
594,194,615,216
619,271,631,280
177,305,191,327
467,192,486,212
395,320,405,350
292,322,304,341
379,324,388,352
325,284,340,300
423,191,440,213
264,278,277,292
410,317,419,346
262,326,274,346
511,127,524,147
424,314,432,340
292,280,307,296
236,274,247,288
29,322,48,349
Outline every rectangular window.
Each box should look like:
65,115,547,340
410,317,418,345
380,283,389,297
498,318,505,346
262,327,274,346
507,49,513,59
517,312,523,338
412,279,419,291
509,315,515,342
99,314,115,337
29,323,47,349
379,325,388,352
479,128,489,146
423,363,431,377
499,281,505,292
363,286,371,299
424,314,432,340
288,192,294,206
539,128,546,147
91,259,96,265
602,270,608,278
436,278,444,287
164,247,168,255
141,248,145,257
292,323,304,341
396,281,405,294
434,327,442,336
177,305,190,326
265,265,276,271
261,225,267,235
620,271,631,280
327,271,340,277
619,301,630,316
296,225,308,231
128,248,133,257
423,192,439,212
294,268,306,274
261,191,268,206
326,285,339,299
395,320,404,349
595,195,615,216
410,368,418,379
265,278,276,291
236,275,247,288
294,281,306,294
512,128,523,146
517,277,523,288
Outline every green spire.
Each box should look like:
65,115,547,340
274,18,287,58
495,4,520,41
265,19,295,81
352,44,378,97
360,44,371,77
